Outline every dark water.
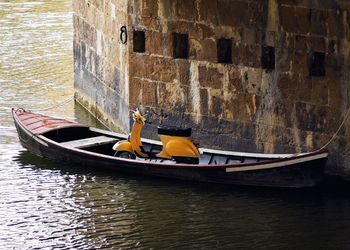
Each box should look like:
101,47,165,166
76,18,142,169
1,1,350,249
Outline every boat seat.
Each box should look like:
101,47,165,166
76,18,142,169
157,127,192,137
60,136,118,149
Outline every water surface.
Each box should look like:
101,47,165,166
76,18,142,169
1,1,350,249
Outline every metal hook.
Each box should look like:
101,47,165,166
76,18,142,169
120,26,127,44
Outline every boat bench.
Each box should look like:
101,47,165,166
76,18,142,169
60,136,118,149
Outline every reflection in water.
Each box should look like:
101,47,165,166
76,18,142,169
2,0,350,249
11,152,350,249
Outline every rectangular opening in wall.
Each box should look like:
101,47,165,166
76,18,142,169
173,33,189,59
261,46,275,70
217,38,232,64
310,52,325,77
133,30,145,53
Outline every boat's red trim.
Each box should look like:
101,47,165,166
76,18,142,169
14,108,85,135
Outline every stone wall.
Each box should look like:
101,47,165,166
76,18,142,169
73,0,130,132
73,0,350,179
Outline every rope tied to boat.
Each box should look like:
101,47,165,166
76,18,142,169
320,106,350,150
28,96,74,112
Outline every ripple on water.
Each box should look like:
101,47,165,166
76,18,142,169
0,0,74,127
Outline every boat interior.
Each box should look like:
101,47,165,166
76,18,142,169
41,126,289,165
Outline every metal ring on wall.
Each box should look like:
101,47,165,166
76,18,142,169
120,26,127,44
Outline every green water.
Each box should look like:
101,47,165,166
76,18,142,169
1,1,350,249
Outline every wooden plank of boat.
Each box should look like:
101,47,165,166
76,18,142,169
225,150,329,172
202,147,294,159
60,136,119,149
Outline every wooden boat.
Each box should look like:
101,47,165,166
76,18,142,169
12,108,328,188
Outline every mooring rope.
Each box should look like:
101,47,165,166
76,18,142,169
28,96,74,112
74,97,111,130
320,107,350,150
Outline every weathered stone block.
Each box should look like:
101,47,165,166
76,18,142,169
310,9,327,36
279,32,296,49
198,66,224,89
214,134,257,152
94,53,104,81
147,31,163,55
309,36,326,52
85,2,98,27
200,115,219,132
232,43,261,68
111,67,121,93
199,88,209,115
172,0,196,21
190,38,217,62
297,78,312,102
325,53,343,76
158,82,187,111
209,89,223,117
246,1,266,29
291,49,309,78
281,0,341,10
142,80,158,106
82,19,97,49
281,5,297,33
90,0,103,10
175,60,191,86
276,48,292,72
265,30,277,46
242,68,262,95
156,0,171,18
167,21,195,36
243,28,261,45
129,54,148,78
141,0,158,18
139,17,162,31
103,1,113,18
73,14,82,42
295,6,311,34
218,118,236,134
328,78,342,110
277,73,299,100
130,54,176,83
236,121,257,140
77,0,88,19
228,66,241,80
193,23,215,40
163,111,198,130
327,9,343,38
293,35,307,51
130,77,159,107
295,102,330,132
217,0,247,27
222,100,237,121
215,26,243,43
327,39,340,54
197,0,218,25
151,57,177,82
73,41,82,71
311,78,329,105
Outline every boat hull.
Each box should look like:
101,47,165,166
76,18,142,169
13,108,327,188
